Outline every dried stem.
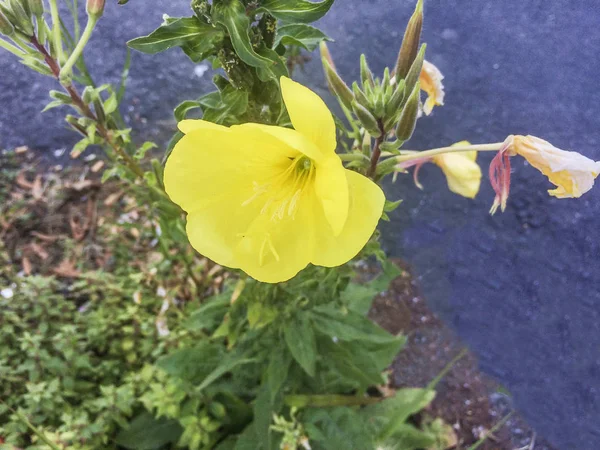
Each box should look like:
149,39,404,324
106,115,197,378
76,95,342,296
30,35,144,178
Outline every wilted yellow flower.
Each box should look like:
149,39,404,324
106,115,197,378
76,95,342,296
396,141,481,199
419,60,445,115
164,77,385,283
432,141,481,198
508,135,600,198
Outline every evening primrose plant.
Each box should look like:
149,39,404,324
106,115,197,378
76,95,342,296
1,0,599,449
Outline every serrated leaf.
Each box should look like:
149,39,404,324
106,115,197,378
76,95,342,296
283,313,317,377
260,0,335,23
196,350,256,392
128,17,222,58
115,412,182,450
274,24,330,51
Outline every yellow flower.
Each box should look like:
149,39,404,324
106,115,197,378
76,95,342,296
419,60,445,115
508,135,600,198
164,77,385,283
432,141,481,198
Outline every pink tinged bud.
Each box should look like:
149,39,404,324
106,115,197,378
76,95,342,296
86,0,105,17
488,140,512,215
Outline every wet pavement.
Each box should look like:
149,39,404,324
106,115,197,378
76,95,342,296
1,1,599,448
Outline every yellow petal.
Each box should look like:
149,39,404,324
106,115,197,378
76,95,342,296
314,155,349,236
280,76,337,154
433,152,482,199
164,126,297,213
311,170,384,267
238,123,324,163
420,60,445,116
178,119,227,134
234,190,315,283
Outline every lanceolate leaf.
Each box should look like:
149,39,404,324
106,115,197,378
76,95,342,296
274,24,331,51
283,313,317,377
259,0,335,23
127,17,223,58
213,0,282,78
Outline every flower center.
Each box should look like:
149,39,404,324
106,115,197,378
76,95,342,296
242,155,315,222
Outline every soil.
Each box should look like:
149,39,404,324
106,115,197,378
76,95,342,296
369,262,558,450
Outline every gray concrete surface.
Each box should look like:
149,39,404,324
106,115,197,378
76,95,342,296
1,1,599,448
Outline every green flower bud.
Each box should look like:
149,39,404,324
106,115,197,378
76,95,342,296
352,100,381,138
383,79,406,130
394,0,423,80
395,82,420,142
381,67,391,89
322,56,354,110
7,0,33,35
360,53,374,87
0,9,15,36
404,43,426,95
352,81,371,111
86,0,105,18
28,0,43,18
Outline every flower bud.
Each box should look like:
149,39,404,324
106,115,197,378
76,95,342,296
319,41,335,71
360,54,374,87
352,81,371,111
0,9,15,36
352,100,381,138
28,0,43,18
322,56,354,110
86,0,105,18
385,78,406,122
7,0,33,35
395,82,420,142
394,0,423,80
404,43,426,95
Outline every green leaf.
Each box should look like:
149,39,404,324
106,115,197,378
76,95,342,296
115,411,182,450
117,47,132,104
185,292,230,333
359,388,436,441
311,305,399,345
266,343,292,402
196,350,256,392
253,384,275,450
283,313,317,377
174,100,202,122
319,336,385,387
213,1,285,79
384,198,403,212
303,407,375,450
259,0,335,23
340,259,402,314
201,85,249,124
274,24,330,51
128,17,223,59
233,424,262,450
103,91,118,115
42,100,65,113
156,342,223,385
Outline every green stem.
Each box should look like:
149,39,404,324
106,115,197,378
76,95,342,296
284,394,383,409
48,0,64,64
0,38,26,57
395,142,505,162
338,153,370,163
376,142,505,176
59,15,98,83
0,399,63,450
